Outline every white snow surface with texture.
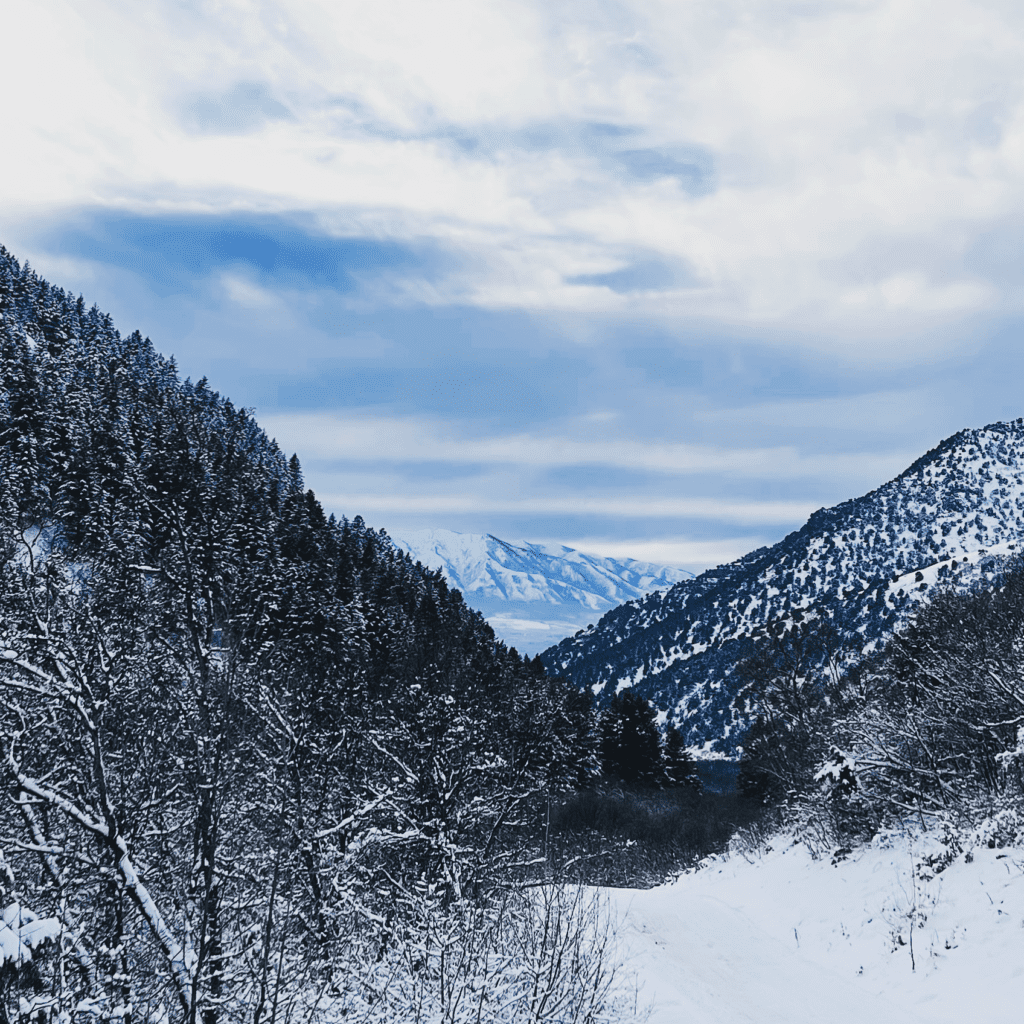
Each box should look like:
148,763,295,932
0,904,60,966
605,834,1024,1023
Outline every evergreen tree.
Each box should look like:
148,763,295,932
0,244,617,1024
599,689,664,787
664,723,699,789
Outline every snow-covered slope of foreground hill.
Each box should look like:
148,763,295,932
607,833,1024,1024
389,528,691,654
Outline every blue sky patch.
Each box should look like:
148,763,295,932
47,211,439,295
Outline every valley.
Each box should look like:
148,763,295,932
4,243,1024,1024
610,833,1024,1024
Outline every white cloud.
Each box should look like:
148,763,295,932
220,273,281,308
259,411,914,484
317,490,816,525
839,272,995,314
6,1,1024,347
556,536,771,570
695,389,940,435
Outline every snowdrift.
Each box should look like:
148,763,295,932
606,832,1024,1023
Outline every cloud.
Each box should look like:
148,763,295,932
694,388,948,443
10,1,1024,588
565,257,683,293
316,490,816,526
258,411,915,484
559,536,769,570
6,0,1024,347
613,148,714,193
181,81,294,135
220,272,281,309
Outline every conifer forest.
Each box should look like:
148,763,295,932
0,248,738,1024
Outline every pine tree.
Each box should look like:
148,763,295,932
664,723,699,789
0,243,616,1024
599,689,664,787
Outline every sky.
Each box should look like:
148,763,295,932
4,0,1024,572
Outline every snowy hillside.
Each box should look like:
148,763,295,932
609,831,1024,1023
542,419,1024,749
388,529,691,654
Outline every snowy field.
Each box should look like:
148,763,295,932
606,832,1024,1023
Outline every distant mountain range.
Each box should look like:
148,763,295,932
388,529,692,654
540,420,1024,753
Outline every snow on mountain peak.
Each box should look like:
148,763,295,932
388,528,691,655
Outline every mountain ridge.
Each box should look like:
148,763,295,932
540,418,1024,752
389,527,692,654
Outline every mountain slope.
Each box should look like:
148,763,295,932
0,244,606,1022
540,420,1024,750
389,528,691,654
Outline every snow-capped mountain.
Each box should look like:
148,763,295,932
388,529,692,655
540,420,1024,751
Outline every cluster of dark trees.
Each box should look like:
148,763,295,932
736,562,1024,847
597,690,697,790
0,248,658,1024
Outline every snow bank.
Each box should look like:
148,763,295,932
605,834,1024,1023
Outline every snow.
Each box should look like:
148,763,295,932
606,834,1024,1023
390,528,691,653
0,904,60,966
548,420,1024,747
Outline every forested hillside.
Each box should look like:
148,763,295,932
17,239,1023,1023
0,246,643,1023
542,421,1024,751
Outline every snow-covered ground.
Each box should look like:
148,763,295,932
606,833,1024,1023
